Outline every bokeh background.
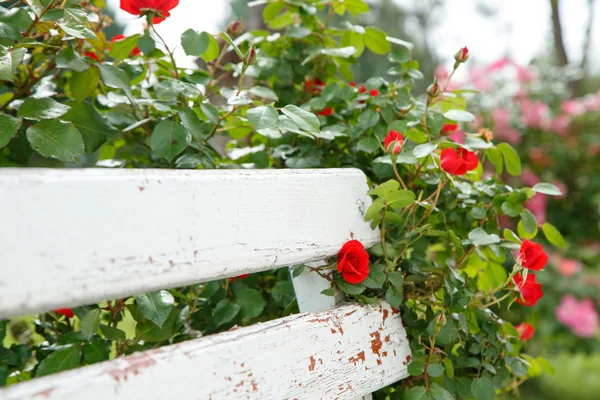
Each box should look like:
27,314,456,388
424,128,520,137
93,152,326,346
104,1,600,398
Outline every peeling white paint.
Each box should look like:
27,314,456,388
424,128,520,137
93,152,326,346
0,302,410,400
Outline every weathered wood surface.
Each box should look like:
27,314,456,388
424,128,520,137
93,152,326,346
0,302,411,400
0,168,378,318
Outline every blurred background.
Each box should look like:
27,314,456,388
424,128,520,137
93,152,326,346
105,1,600,398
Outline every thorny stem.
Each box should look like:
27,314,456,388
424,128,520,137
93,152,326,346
151,24,180,79
392,162,408,190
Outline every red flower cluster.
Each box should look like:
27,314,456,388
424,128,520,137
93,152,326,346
120,0,179,24
383,130,404,155
111,34,141,56
441,123,459,134
513,273,543,306
316,107,334,116
84,52,99,61
228,274,249,283
337,240,370,284
306,78,325,94
516,323,534,340
440,147,478,175
519,240,548,271
55,308,74,318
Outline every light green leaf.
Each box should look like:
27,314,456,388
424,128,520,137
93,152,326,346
108,34,140,60
443,109,475,122
247,105,279,130
18,98,70,120
201,34,220,62
68,66,100,102
542,223,566,249
532,183,562,196
364,26,391,54
503,229,521,244
498,143,521,176
413,143,437,159
369,179,400,197
281,105,320,132
468,228,500,246
471,377,495,400
236,289,267,319
405,386,428,400
219,32,244,59
521,209,538,234
26,120,84,164
248,86,279,101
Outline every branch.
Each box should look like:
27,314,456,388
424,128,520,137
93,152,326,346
550,0,569,66
580,0,596,74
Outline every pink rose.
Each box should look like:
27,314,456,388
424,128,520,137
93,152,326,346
468,67,492,92
487,57,512,72
550,114,571,136
520,99,551,130
526,193,547,224
516,65,535,83
585,92,600,112
555,295,599,338
520,169,540,186
562,100,586,116
557,258,581,277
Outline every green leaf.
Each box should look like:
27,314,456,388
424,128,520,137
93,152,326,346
18,98,70,120
532,183,562,196
247,106,279,130
503,229,521,244
181,29,209,56
62,102,116,152
405,386,428,400
344,0,370,14
26,120,84,164
0,113,22,148
219,32,244,59
407,360,425,376
388,271,404,288
521,209,538,234
138,34,156,54
364,27,391,54
57,15,96,39
80,309,101,340
337,280,366,295
201,34,220,62
0,321,6,344
83,337,110,365
321,288,336,296
213,299,241,326
68,66,100,102
99,324,126,341
443,358,455,378
387,190,416,207
356,137,380,153
98,64,133,98
135,309,179,342
341,30,364,56
369,179,400,197
427,363,445,378
385,287,403,308
0,365,6,386
430,382,454,400
364,197,385,221
468,228,500,246
271,281,296,308
150,120,190,162
235,289,267,319
36,345,82,377
501,201,521,218
477,262,507,292
200,102,220,124
108,34,140,60
497,143,521,176
443,109,475,122
542,223,567,249
134,290,175,329
471,377,495,400
357,109,380,129
413,143,437,159
517,220,537,240
56,46,90,72
178,108,208,140
248,86,279,101
363,265,386,289
281,105,320,132
436,320,459,345
486,147,504,175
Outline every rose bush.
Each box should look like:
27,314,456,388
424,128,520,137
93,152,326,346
0,1,566,398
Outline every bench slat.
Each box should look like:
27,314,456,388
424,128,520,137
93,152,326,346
0,302,410,400
0,168,378,318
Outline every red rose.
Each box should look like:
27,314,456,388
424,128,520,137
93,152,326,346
369,88,379,97
516,323,535,340
228,274,249,283
120,0,179,24
111,34,141,56
513,273,543,306
455,46,469,63
349,82,356,88
316,107,334,116
441,123,459,134
440,147,479,175
55,308,74,318
519,240,548,271
358,84,366,94
306,78,325,94
337,240,369,284
383,130,404,155
84,52,99,61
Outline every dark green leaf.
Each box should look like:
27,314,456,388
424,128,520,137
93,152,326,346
181,29,209,56
356,137,380,153
62,102,116,152
247,106,278,130
407,360,425,376
213,299,241,326
281,105,320,132
427,363,445,378
271,281,296,307
471,377,495,400
98,64,132,98
336,280,366,295
0,113,22,148
36,345,82,377
430,382,454,400
83,337,110,365
405,386,428,400
135,308,179,342
134,290,175,329
385,287,403,308
321,288,336,296
200,102,220,124
26,120,84,164
56,46,90,72
150,120,190,162
68,66,100,102
436,320,459,345
388,271,404,288
501,201,520,217
235,289,266,319
248,86,279,101
179,108,209,140
80,309,101,340
99,324,126,341
18,98,70,120
357,109,380,129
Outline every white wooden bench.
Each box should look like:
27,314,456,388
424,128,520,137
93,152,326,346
0,168,411,400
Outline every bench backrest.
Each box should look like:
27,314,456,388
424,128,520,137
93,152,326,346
0,168,411,399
